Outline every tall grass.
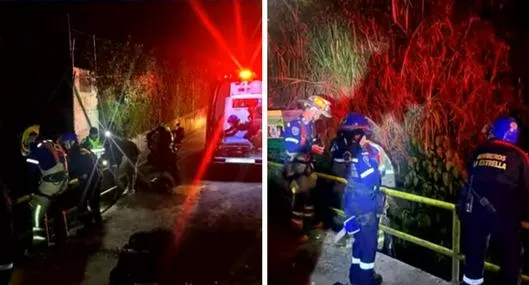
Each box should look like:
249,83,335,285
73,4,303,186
309,19,372,98
85,39,211,138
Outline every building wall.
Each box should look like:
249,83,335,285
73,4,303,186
73,67,99,140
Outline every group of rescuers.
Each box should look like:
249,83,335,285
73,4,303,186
281,95,529,285
0,125,117,284
0,121,180,285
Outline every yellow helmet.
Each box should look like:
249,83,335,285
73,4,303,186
161,123,171,132
304,95,332,118
21,124,40,155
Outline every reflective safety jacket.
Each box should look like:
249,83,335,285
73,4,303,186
347,145,381,191
82,137,103,150
344,144,382,215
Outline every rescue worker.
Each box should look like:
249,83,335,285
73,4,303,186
24,125,70,246
81,127,104,155
172,123,185,145
20,124,40,157
457,116,529,285
147,124,178,183
331,114,387,242
148,124,173,155
224,115,242,137
330,120,359,229
224,112,262,148
337,113,383,285
59,132,103,227
283,95,331,242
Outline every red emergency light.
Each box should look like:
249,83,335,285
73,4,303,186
238,69,254,81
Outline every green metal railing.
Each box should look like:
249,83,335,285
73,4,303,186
268,161,529,284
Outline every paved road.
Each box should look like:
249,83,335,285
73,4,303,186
11,129,262,285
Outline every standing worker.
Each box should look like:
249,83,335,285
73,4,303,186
283,95,331,243
81,127,105,155
329,120,357,231
457,116,529,285
172,123,185,146
59,132,103,228
334,113,383,285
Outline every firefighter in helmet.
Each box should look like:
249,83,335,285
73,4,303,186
23,125,70,246
333,113,384,285
457,116,529,285
282,95,331,243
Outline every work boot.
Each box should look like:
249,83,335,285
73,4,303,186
340,273,382,285
374,273,383,284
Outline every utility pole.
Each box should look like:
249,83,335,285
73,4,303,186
67,13,92,132
93,34,97,72
67,13,74,71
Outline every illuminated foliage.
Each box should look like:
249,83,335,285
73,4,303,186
82,39,210,138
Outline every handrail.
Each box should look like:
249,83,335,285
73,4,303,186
268,161,529,284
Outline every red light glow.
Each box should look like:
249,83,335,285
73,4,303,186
239,69,253,81
187,0,242,69
173,116,226,249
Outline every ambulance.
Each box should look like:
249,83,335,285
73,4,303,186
207,69,262,165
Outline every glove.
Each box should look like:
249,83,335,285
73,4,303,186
334,215,361,244
311,144,324,155
344,215,361,235
343,151,352,162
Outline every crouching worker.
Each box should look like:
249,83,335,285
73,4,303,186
58,132,103,228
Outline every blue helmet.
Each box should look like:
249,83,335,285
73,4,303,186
60,132,78,143
227,115,240,124
489,116,519,144
340,112,372,136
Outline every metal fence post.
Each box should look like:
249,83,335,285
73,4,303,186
451,211,461,284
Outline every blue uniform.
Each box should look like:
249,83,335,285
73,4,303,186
458,139,529,285
343,143,382,285
284,118,315,156
283,117,319,232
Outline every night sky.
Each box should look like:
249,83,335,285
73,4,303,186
0,0,261,133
